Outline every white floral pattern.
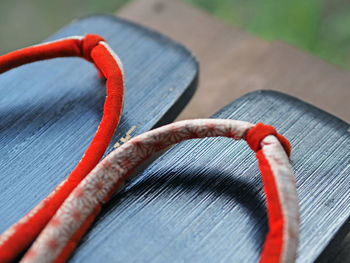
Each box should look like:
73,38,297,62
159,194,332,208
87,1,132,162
19,119,298,263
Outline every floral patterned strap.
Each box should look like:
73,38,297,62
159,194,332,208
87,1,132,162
21,119,299,263
0,34,124,262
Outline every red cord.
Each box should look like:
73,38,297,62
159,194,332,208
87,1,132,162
20,119,299,263
0,34,124,262
246,123,292,263
246,123,291,157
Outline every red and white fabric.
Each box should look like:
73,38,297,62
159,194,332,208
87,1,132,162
0,34,125,262
17,119,299,263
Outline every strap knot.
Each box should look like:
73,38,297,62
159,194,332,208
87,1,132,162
81,34,105,62
246,123,291,157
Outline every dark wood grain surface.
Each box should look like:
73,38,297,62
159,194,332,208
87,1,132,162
67,90,350,263
0,14,197,241
1,1,349,261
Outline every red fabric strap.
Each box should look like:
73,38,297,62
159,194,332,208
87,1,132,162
246,122,291,157
19,120,298,263
0,34,124,262
257,150,285,263
246,123,295,262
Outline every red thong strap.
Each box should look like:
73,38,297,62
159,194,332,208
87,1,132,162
0,34,125,262
20,120,299,263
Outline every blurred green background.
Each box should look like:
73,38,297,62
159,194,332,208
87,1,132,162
1,0,350,68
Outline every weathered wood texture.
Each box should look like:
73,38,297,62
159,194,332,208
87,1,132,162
0,15,197,240
118,0,350,123
67,91,350,263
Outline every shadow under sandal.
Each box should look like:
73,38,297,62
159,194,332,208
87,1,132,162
30,91,348,263
22,119,299,263
21,121,299,262
0,15,197,262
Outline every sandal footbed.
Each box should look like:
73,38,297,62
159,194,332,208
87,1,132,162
69,90,349,263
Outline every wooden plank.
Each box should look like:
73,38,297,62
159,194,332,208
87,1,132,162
247,41,350,124
0,15,197,240
118,0,270,120
67,91,350,263
118,0,350,123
